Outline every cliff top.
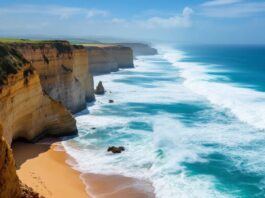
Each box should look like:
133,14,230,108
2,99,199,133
82,43,117,47
0,38,85,53
0,44,29,86
0,38,68,44
81,43,132,51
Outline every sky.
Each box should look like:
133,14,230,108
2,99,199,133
0,0,265,44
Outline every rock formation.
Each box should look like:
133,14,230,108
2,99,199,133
0,40,136,197
0,124,21,198
84,44,134,75
107,146,125,154
115,43,158,56
0,43,77,144
11,41,94,113
0,124,43,198
95,81,105,95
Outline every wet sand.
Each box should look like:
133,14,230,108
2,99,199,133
12,138,155,198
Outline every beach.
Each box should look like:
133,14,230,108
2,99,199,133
13,139,88,198
12,138,155,198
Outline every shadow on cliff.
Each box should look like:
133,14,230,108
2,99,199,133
11,137,75,169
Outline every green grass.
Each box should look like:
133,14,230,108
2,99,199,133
0,38,42,43
0,38,75,55
0,44,29,86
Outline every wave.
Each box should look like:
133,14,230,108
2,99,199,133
158,45,265,130
62,48,265,198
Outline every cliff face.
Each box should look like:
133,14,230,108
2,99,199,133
0,125,21,198
84,45,134,75
115,43,158,56
12,41,94,113
0,43,77,144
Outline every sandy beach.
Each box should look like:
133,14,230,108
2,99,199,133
13,139,88,198
12,138,155,198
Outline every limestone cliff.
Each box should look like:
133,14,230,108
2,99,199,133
0,126,43,198
84,44,134,75
115,43,158,56
11,41,94,113
0,125,21,198
0,43,77,144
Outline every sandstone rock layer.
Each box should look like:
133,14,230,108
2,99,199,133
12,41,94,113
84,45,134,75
0,125,21,198
0,43,77,144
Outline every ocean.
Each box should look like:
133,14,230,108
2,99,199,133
62,44,265,198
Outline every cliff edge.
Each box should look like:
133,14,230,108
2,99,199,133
115,43,158,56
0,124,21,198
0,43,77,144
11,41,94,113
83,44,134,75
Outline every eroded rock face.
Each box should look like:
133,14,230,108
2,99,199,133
0,125,21,198
115,43,158,56
0,43,77,144
11,41,94,113
0,125,43,198
85,45,134,75
20,182,44,198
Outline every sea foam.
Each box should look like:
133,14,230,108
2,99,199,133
159,45,265,130
62,47,265,198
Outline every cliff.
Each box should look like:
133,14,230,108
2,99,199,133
0,40,136,197
0,124,43,198
83,44,134,75
115,43,158,56
11,41,94,113
0,43,77,144
0,124,21,198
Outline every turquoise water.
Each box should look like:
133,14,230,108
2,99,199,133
63,45,265,198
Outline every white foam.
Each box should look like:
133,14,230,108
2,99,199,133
160,46,265,130
62,49,265,198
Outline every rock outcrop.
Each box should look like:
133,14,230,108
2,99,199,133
84,44,134,75
115,43,158,56
95,81,105,95
107,146,125,154
0,43,77,144
0,125,21,198
0,125,43,198
11,41,94,113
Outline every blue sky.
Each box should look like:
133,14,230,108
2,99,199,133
0,0,265,44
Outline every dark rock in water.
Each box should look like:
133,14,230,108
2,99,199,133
95,81,105,95
91,127,96,130
107,146,125,154
109,99,114,103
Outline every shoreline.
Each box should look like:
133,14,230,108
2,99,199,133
13,138,88,198
12,138,155,198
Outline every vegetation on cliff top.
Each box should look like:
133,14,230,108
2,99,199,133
0,43,29,86
0,38,84,54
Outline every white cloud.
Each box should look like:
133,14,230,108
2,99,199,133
202,0,242,7
108,7,194,29
111,18,127,24
86,9,108,18
0,5,108,19
140,7,194,28
201,2,265,18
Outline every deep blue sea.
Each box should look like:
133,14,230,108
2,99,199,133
63,44,265,198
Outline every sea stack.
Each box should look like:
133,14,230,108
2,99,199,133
95,81,105,95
